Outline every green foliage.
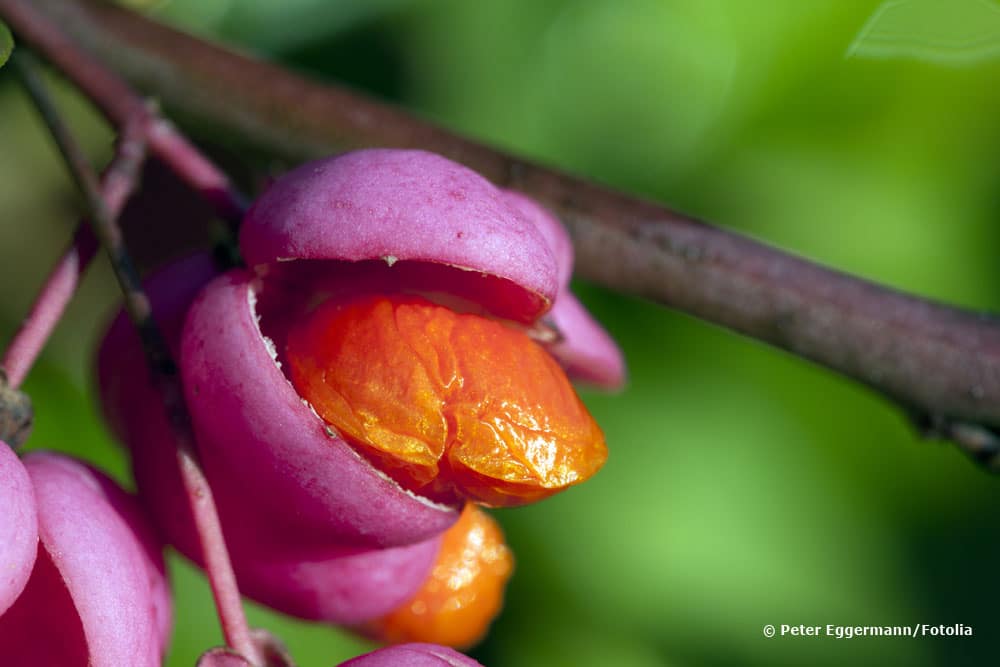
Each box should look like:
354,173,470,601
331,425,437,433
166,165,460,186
0,20,12,70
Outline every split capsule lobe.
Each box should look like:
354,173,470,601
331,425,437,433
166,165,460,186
285,293,607,507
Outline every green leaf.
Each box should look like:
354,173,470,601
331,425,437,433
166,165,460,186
848,0,1000,65
0,20,12,70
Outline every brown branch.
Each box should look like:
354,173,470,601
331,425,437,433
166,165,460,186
6,0,1000,463
0,0,247,225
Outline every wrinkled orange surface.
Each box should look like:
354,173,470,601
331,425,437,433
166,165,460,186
285,293,606,506
367,503,513,648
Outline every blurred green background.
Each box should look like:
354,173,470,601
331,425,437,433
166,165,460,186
3,0,1000,665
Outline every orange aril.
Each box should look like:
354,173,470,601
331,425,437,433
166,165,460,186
366,503,513,648
285,293,606,507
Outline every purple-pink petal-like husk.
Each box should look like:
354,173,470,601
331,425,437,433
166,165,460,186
98,256,447,623
502,190,625,389
99,253,218,439
97,253,216,575
547,292,626,389
240,149,558,322
503,191,573,287
19,452,170,666
339,643,485,667
196,648,253,667
232,537,441,624
180,269,458,550
0,442,37,616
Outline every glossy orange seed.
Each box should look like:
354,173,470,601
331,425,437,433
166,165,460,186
366,503,513,648
285,293,607,507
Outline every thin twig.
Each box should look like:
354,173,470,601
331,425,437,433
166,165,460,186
1,226,98,389
1,113,145,389
10,49,264,667
0,0,248,226
0,82,146,447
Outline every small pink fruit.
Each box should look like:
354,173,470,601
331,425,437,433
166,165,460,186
0,452,170,666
